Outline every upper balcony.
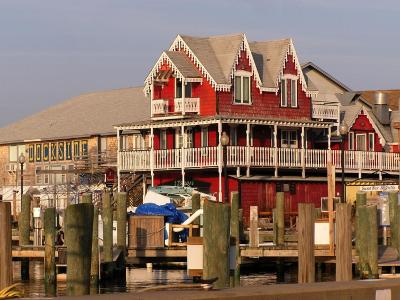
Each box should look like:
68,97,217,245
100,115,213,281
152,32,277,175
312,103,340,122
151,98,200,118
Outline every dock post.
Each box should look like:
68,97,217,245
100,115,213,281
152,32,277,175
388,191,398,249
82,193,99,291
19,193,31,280
249,206,259,247
357,205,369,278
276,192,285,246
103,191,113,263
44,207,56,296
298,203,315,283
367,205,378,279
191,192,201,236
116,192,127,282
335,203,352,281
203,201,231,289
0,202,12,290
65,203,94,296
230,191,240,287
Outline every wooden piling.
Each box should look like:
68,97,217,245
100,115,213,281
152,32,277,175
230,192,240,287
65,203,94,296
103,191,113,263
356,192,367,256
44,207,56,296
19,193,31,280
357,205,369,278
116,192,127,282
335,203,352,281
367,205,378,279
191,193,200,237
203,201,231,289
388,191,398,249
249,206,259,247
0,202,12,290
298,203,315,283
276,192,285,246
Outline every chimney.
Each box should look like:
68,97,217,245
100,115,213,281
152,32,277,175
372,92,390,125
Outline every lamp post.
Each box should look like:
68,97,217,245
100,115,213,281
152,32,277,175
221,131,230,203
339,122,349,203
18,153,26,202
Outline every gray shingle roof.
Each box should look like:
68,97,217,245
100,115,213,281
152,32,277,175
165,51,201,78
0,87,149,144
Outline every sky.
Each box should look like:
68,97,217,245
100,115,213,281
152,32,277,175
0,0,399,127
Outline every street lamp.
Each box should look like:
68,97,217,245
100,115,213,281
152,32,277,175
18,153,26,202
221,131,230,203
339,122,349,203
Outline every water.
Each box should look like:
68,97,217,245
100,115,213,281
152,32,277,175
12,261,335,298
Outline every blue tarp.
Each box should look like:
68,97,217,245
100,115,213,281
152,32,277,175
134,203,189,241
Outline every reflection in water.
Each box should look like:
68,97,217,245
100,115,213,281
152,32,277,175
13,261,334,298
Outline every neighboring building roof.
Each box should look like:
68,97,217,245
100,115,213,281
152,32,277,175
358,90,400,111
0,87,149,144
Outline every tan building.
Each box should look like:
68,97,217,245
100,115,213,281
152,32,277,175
0,87,148,211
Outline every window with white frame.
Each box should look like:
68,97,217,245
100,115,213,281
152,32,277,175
160,130,167,149
9,145,26,162
133,134,145,150
121,135,131,151
230,126,237,146
348,132,354,150
185,128,193,148
281,130,298,148
280,76,298,108
175,79,192,98
201,127,208,148
175,128,183,148
35,166,43,185
368,133,375,151
234,72,251,104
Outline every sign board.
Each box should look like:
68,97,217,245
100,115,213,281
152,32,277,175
315,222,330,245
105,168,116,188
33,207,41,218
359,185,398,192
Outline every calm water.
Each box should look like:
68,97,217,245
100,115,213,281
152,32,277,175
12,261,335,298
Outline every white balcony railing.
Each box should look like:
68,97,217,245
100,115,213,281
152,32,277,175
312,103,340,120
151,99,168,116
174,98,200,114
119,146,400,174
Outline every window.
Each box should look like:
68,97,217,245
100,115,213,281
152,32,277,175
35,166,43,185
175,79,191,98
234,74,251,104
356,134,367,151
81,140,88,157
185,128,193,148
368,133,375,151
44,165,50,184
65,142,72,160
175,128,183,148
58,142,64,160
9,145,25,162
28,144,35,162
230,127,237,146
280,78,298,108
43,144,49,162
73,141,80,158
201,127,208,148
160,130,167,149
281,130,298,148
348,132,354,150
51,143,57,161
121,135,131,151
133,134,145,150
35,144,42,162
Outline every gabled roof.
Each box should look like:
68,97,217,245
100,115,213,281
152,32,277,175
0,87,149,144
145,33,311,95
164,51,201,78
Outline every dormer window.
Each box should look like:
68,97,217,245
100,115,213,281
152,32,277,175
175,79,192,98
234,71,251,104
280,76,298,108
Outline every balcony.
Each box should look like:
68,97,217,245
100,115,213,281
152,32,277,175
312,103,340,121
174,98,200,114
151,99,168,116
119,146,400,174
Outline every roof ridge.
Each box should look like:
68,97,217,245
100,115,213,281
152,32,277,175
248,37,291,45
178,32,244,40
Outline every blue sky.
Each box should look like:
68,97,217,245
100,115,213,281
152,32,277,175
0,0,399,127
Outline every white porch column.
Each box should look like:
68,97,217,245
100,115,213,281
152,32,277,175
327,126,332,167
246,123,251,177
301,126,305,178
274,125,278,177
182,80,186,116
181,125,185,187
150,127,154,187
218,121,223,202
117,129,121,192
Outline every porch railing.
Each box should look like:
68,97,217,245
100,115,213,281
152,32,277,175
174,98,200,114
119,146,400,173
312,104,340,120
151,99,168,116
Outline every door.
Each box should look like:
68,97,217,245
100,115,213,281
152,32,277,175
356,134,367,151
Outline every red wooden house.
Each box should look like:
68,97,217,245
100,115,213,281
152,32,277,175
115,33,400,225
